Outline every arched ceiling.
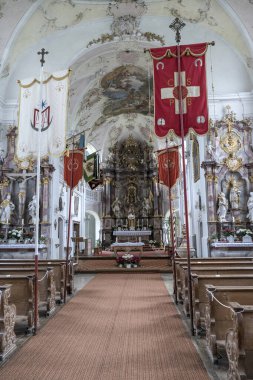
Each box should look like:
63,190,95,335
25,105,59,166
0,0,253,157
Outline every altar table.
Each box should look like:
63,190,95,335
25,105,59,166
111,242,144,256
0,243,48,259
113,230,151,242
210,242,253,257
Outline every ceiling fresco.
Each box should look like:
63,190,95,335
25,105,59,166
101,65,152,117
0,0,253,159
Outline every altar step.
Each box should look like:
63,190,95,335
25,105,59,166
75,256,172,273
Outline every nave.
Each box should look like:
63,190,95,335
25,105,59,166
0,273,217,380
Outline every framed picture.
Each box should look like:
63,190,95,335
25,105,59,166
192,136,200,183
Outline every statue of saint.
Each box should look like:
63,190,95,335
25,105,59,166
0,193,15,223
247,192,253,223
143,197,151,217
217,191,228,222
28,195,37,225
128,206,135,230
230,185,240,210
112,197,121,218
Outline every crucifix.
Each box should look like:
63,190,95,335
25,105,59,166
37,48,49,67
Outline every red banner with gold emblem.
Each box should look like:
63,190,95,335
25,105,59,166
64,149,84,189
150,43,208,138
157,148,179,188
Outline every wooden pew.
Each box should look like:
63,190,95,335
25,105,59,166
0,262,65,303
191,274,253,333
181,266,253,315
226,302,253,380
0,276,35,332
0,267,56,316
0,284,16,360
175,259,253,301
204,285,253,364
0,259,75,295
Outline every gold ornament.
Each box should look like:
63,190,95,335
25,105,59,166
223,154,243,171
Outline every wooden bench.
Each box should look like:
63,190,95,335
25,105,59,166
181,266,253,315
0,276,35,332
191,274,253,333
204,285,253,364
0,262,65,303
175,259,253,301
0,284,16,360
226,302,253,380
0,259,75,295
0,267,56,316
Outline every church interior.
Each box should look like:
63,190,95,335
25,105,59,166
1,1,253,379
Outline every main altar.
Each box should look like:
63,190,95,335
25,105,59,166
101,135,163,247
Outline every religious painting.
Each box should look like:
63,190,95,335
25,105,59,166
101,65,153,117
192,136,200,183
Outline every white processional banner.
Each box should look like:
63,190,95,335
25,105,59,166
17,69,70,159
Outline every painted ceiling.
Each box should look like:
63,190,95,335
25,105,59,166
0,0,253,157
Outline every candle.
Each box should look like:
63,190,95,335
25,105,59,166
21,219,24,225
6,219,9,225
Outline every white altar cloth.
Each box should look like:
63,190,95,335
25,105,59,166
113,230,151,236
111,242,144,255
0,243,47,259
210,242,253,257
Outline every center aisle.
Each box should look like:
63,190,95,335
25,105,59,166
0,274,212,380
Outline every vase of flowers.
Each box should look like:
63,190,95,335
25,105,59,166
122,253,133,268
8,229,22,244
236,228,253,242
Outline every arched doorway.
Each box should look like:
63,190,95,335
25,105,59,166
85,211,101,249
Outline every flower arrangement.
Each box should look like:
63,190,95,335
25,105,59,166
131,256,140,266
116,254,140,267
122,254,133,263
8,229,22,240
236,228,253,238
222,228,234,237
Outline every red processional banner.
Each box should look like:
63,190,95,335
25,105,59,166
150,43,208,138
64,149,84,189
157,148,179,188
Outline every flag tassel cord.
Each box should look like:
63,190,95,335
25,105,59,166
165,139,178,304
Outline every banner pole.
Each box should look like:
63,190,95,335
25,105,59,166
33,48,48,335
176,43,195,336
165,139,178,304
63,136,75,303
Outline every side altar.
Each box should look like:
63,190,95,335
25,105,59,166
0,243,48,259
202,106,253,257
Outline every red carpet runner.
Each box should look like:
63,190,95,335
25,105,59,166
0,274,211,380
